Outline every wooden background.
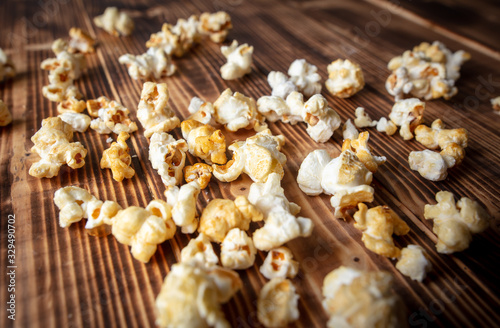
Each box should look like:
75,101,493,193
1,0,500,327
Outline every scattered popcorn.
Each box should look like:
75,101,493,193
119,47,176,81
342,119,359,141
100,132,135,182
492,97,500,114
212,129,286,183
0,48,16,82
220,40,253,80
155,260,241,328
288,59,322,97
0,100,12,126
58,112,91,132
165,181,201,234
187,97,215,125
396,245,432,282
389,98,425,140
376,117,398,136
322,266,405,328
88,96,138,134
198,11,232,43
180,233,219,267
149,132,188,188
184,163,213,189
181,119,227,164
221,228,257,270
94,7,134,36
354,107,377,128
267,71,298,99
260,247,299,280
257,278,299,328
68,27,96,53
29,117,87,178
325,59,365,98
137,82,180,138
386,41,470,101
353,203,410,259
424,191,490,254
342,132,386,173
56,96,86,114
408,149,449,181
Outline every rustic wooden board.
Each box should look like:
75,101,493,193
1,0,500,327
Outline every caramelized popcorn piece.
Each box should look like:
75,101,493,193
326,59,365,98
376,117,398,136
119,47,176,81
0,100,13,126
389,98,425,140
354,107,377,128
199,11,232,43
180,233,219,266
396,245,432,282
181,119,227,164
86,96,110,117
94,7,134,36
184,163,213,189
165,181,201,234
149,132,188,188
100,132,135,182
329,185,375,220
57,96,86,114
491,97,500,114
424,191,490,254
386,41,470,101
42,84,82,103
212,129,286,183
353,203,410,259
0,48,16,82
322,266,405,328
257,278,299,328
267,71,298,99
29,117,87,178
260,247,299,280
58,112,91,132
220,40,253,80
68,27,96,53
287,59,322,97
89,97,138,134
342,132,386,173
220,228,257,270
155,260,242,328
408,149,449,181
342,119,359,141
137,82,180,138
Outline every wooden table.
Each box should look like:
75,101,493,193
1,0,499,327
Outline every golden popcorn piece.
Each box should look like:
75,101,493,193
119,47,176,81
396,245,432,282
491,97,500,114
424,191,490,254
342,132,386,173
68,27,96,54
329,185,374,220
100,132,135,182
353,203,410,259
112,200,176,263
220,228,257,270
220,40,253,80
149,132,188,188
408,149,449,181
181,119,227,165
29,117,87,178
260,247,299,280
376,117,398,136
199,11,232,43
0,48,16,82
354,107,377,128
57,96,86,114
257,278,300,328
58,112,91,133
0,100,13,126
165,181,201,234
325,59,365,98
146,23,181,56
94,7,134,36
180,233,219,267
322,266,405,328
183,163,212,189
42,84,82,103
88,96,138,135
389,98,425,140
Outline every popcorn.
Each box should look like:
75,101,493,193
492,97,500,114
155,260,241,328
220,40,253,80
260,247,299,280
181,120,227,165
376,117,398,135
112,200,176,263
56,96,86,114
325,59,365,98
257,278,299,328
199,11,232,43
100,132,135,182
0,100,13,126
342,119,359,141
408,149,449,181
149,132,188,188
198,196,263,243
187,97,215,125
165,181,201,234
42,84,82,103
395,245,432,282
88,97,138,134
353,203,410,259
58,112,91,132
180,233,219,266
170,15,202,56
184,163,213,189
354,107,377,128
68,27,96,53
389,98,425,140
29,117,87,178
212,129,286,183
322,266,405,328
386,41,470,101
342,132,386,173
119,47,176,81
288,59,322,97
220,228,257,270
424,191,490,254
94,7,134,36
0,48,16,82
137,82,180,138
267,71,298,99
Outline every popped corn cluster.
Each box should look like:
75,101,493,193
257,278,300,328
68,27,96,54
181,119,227,165
267,59,321,98
119,47,176,80
149,132,188,188
87,96,138,134
0,99,12,126
389,98,425,140
325,59,365,98
0,48,16,82
94,7,134,36
395,245,432,282
100,131,135,182
220,40,253,80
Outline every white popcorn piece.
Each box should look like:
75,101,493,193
220,228,257,270
149,132,188,188
260,247,299,280
389,98,425,140
29,117,87,178
354,107,377,128
94,7,134,36
137,82,180,138
180,233,219,267
119,47,176,81
220,40,253,80
424,191,490,254
396,245,432,282
88,97,138,135
408,149,449,181
0,48,16,82
58,112,91,132
212,129,286,183
257,278,300,328
288,59,322,97
68,27,96,54
100,132,135,182
187,97,215,125
267,71,298,99
155,260,241,328
181,120,227,165
491,97,500,114
376,117,398,136
322,266,405,328
198,11,233,43
325,59,365,98
343,119,359,141
0,99,13,126
165,181,201,234
386,41,470,101
257,92,304,125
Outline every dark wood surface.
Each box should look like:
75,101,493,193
1,0,500,327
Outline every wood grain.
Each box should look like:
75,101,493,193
1,0,500,327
